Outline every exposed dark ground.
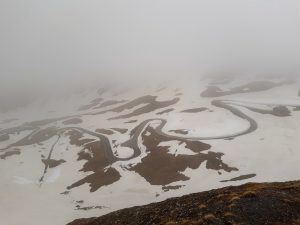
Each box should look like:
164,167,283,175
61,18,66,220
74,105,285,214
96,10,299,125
67,180,300,225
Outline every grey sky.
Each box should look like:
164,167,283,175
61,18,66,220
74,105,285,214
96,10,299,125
1,0,300,90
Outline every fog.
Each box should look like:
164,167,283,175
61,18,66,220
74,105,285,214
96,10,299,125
1,0,300,91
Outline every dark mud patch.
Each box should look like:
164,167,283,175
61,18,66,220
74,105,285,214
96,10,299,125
181,107,208,113
26,118,67,127
49,129,120,191
75,205,107,211
221,173,256,182
67,167,121,192
201,81,284,97
162,185,184,192
95,129,114,135
112,128,128,134
246,105,291,117
0,125,36,139
0,133,9,142
9,127,59,148
62,118,83,125
67,131,119,192
76,140,114,173
107,96,179,120
67,130,96,146
0,149,20,159
125,120,138,124
169,129,188,135
95,100,125,109
156,108,174,115
60,191,70,195
130,126,237,185
224,137,234,140
41,158,66,168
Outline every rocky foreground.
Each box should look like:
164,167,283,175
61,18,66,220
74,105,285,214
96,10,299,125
67,180,300,225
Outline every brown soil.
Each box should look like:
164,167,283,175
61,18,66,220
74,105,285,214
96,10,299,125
162,185,184,192
0,133,9,142
201,81,284,97
130,126,237,185
107,95,179,120
157,108,174,115
63,118,83,125
67,129,119,192
67,180,300,225
169,129,188,135
95,100,125,109
95,129,114,135
245,105,291,117
220,173,256,182
0,149,20,159
181,108,208,113
12,127,59,147
112,128,128,134
41,158,66,168
67,167,120,192
125,120,138,124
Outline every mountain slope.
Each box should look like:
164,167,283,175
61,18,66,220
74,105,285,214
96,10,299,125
68,180,300,225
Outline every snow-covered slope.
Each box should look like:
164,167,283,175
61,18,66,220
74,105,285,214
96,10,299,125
0,75,299,225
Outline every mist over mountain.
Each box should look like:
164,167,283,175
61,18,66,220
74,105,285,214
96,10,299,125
1,2,300,225
1,0,300,93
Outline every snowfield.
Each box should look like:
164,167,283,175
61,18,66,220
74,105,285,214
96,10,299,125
0,75,299,225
